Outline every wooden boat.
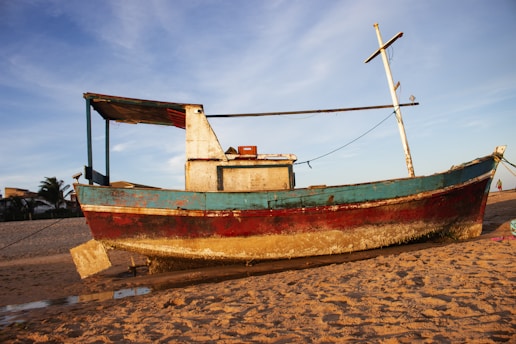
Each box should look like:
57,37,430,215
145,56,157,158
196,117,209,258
70,25,506,278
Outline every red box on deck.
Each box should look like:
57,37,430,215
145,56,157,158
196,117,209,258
238,146,257,155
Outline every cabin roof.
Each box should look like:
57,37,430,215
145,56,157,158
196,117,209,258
84,93,203,129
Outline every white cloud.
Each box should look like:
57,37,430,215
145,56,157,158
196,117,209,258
112,142,131,152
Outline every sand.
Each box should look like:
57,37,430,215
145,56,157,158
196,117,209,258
0,191,515,343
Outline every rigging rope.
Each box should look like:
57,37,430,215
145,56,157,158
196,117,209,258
501,158,516,177
0,218,65,251
295,110,396,167
502,157,516,169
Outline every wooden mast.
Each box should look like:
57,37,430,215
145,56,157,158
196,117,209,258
365,23,415,177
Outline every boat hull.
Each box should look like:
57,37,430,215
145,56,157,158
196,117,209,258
75,151,502,261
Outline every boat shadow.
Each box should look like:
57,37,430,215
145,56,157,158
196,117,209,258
482,196,516,234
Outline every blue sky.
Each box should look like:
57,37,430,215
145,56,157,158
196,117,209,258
1,0,515,195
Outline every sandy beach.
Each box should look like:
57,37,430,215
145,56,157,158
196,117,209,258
0,191,515,343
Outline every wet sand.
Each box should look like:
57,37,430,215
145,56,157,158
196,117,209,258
0,191,515,343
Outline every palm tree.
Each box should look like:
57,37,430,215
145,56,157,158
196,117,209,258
38,177,72,211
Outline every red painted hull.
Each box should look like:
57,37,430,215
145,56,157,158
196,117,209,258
85,178,487,240
79,176,491,260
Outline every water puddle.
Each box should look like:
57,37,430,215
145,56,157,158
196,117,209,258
0,286,151,327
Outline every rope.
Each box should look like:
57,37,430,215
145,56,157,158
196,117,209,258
501,160,516,177
0,218,65,251
295,110,396,167
502,157,516,169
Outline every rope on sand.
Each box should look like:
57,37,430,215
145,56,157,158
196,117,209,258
0,218,65,251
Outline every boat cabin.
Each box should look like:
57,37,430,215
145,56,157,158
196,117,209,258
83,93,297,192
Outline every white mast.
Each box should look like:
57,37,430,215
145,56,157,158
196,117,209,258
365,23,415,177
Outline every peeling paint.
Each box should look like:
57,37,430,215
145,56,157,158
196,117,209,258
76,167,496,262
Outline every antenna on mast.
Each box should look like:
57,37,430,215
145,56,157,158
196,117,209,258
365,23,415,178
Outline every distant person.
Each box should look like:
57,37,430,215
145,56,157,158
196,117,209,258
496,179,502,192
